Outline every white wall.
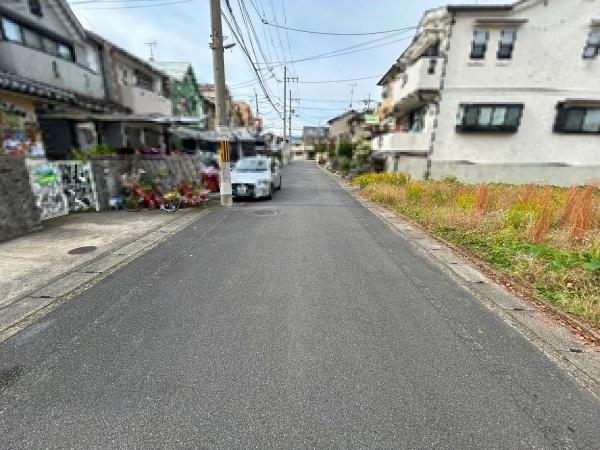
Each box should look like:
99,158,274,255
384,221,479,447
392,57,443,106
432,0,600,186
113,55,172,116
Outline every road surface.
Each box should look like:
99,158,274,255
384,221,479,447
1,161,599,448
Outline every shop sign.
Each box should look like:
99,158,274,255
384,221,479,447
364,114,379,125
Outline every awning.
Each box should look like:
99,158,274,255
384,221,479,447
38,112,171,123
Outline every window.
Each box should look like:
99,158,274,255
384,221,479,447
28,0,43,17
22,28,42,50
457,103,524,132
42,37,58,55
1,16,74,61
135,70,155,91
583,30,600,59
554,105,600,133
2,18,22,43
57,44,73,61
428,58,437,75
498,30,516,59
470,29,489,59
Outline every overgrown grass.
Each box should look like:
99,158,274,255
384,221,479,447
352,173,600,327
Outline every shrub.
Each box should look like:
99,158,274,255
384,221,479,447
337,157,357,172
338,140,354,159
352,172,411,189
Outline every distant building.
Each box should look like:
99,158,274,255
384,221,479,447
231,101,254,129
198,82,232,129
302,126,329,145
374,0,600,186
327,110,366,146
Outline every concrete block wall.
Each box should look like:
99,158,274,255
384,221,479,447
0,156,41,242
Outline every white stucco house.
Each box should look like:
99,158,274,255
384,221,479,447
373,0,600,186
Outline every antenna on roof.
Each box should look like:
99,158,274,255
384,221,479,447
145,41,157,60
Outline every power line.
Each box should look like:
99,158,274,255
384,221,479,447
262,20,417,36
260,32,414,67
69,0,196,9
298,75,383,84
221,7,282,117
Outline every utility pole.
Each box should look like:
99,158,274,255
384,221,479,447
289,88,292,143
282,66,287,160
282,70,298,164
254,89,259,117
348,83,358,109
209,0,232,206
289,92,299,147
145,40,157,60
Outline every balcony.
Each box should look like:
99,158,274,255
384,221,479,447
392,57,443,107
0,42,104,99
371,131,431,154
120,85,172,116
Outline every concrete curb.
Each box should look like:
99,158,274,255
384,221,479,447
0,204,217,343
319,164,600,397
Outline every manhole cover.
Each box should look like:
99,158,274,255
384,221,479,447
68,246,97,255
251,209,278,217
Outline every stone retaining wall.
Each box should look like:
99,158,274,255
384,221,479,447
90,155,200,209
0,156,41,242
1,155,200,242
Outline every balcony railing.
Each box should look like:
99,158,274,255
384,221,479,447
120,85,172,116
392,57,443,106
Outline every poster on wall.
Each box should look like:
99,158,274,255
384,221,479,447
26,161,69,221
0,105,44,157
56,161,100,212
25,160,99,220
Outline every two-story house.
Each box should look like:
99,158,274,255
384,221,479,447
374,0,600,186
0,0,123,157
88,32,172,150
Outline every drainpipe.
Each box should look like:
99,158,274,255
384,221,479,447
425,12,454,180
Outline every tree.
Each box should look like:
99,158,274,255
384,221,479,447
338,140,354,159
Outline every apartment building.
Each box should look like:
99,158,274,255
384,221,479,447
374,0,600,186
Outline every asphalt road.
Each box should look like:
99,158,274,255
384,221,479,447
1,161,599,449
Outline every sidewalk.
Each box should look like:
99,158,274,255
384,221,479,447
0,206,214,340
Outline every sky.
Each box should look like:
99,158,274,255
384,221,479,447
67,0,504,135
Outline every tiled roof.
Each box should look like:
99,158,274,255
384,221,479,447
0,70,129,113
